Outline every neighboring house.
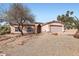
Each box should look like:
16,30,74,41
42,21,64,33
9,20,43,34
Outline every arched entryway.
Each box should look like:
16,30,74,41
37,24,41,33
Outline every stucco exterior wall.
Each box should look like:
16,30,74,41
62,25,64,32
50,23,63,26
42,24,50,32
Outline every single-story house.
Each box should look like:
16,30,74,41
9,20,64,34
42,21,64,33
9,20,43,34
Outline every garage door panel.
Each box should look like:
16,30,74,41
50,26,62,32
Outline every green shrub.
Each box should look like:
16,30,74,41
0,25,11,35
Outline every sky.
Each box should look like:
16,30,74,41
0,3,79,23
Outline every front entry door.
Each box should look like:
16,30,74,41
37,24,41,33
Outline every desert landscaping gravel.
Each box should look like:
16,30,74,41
0,30,79,56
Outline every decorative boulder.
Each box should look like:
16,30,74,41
74,30,79,38
52,33,58,36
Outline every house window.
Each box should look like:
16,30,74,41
15,27,19,32
27,27,33,32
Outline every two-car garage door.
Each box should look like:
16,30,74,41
50,25,62,32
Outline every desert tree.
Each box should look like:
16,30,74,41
72,16,79,38
6,3,35,35
57,11,75,29
73,16,79,30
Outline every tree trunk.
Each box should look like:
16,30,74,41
19,29,24,36
18,26,24,36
